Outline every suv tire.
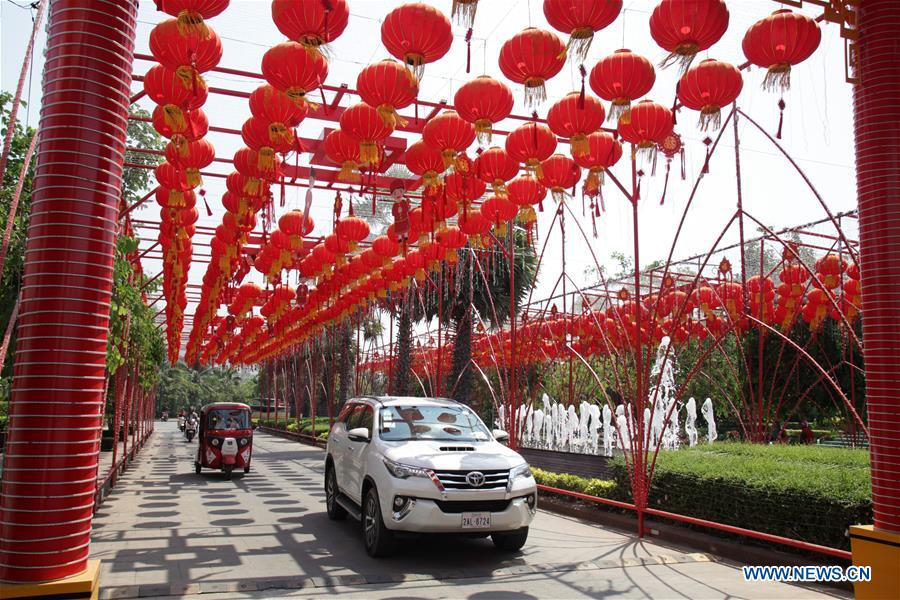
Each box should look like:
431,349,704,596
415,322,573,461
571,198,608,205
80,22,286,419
492,527,529,552
325,465,347,521
363,486,396,557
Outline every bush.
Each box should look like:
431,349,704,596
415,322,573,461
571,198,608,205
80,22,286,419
609,443,871,550
532,468,619,499
0,415,6,433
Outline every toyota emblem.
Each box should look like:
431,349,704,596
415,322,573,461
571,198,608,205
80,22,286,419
466,471,485,487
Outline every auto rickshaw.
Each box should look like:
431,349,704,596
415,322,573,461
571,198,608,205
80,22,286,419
195,402,253,479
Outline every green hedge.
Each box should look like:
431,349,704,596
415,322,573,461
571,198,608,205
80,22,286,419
257,417,331,441
532,468,619,499
609,443,871,550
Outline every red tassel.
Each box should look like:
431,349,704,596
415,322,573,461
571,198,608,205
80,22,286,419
200,188,212,216
659,160,671,206
680,147,686,180
701,137,712,175
531,111,539,147
578,65,586,109
538,199,544,212
348,193,354,216
776,98,785,140
671,82,679,125
320,87,328,114
465,28,473,74
280,177,286,207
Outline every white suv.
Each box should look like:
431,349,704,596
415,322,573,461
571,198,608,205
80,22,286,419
324,396,537,557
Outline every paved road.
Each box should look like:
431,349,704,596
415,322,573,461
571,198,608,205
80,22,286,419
89,422,846,599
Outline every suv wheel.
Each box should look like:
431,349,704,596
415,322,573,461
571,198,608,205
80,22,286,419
492,527,529,552
363,486,395,557
325,465,347,521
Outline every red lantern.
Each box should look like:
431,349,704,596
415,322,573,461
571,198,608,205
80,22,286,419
507,174,547,224
649,0,729,70
538,154,581,202
271,0,349,50
164,138,214,187
453,76,514,145
143,64,208,110
480,195,518,236
336,216,371,250
381,3,453,81
444,172,487,208
475,147,519,195
340,103,394,164
573,131,622,197
617,100,672,150
357,59,419,128
156,162,193,192
546,91,606,157
677,59,743,130
742,9,821,92
324,129,364,183
589,49,655,123
279,209,315,236
405,140,446,188
505,121,558,175
234,146,281,179
149,18,222,74
422,110,476,168
499,28,566,109
543,0,622,63
152,105,208,143
261,42,329,106
226,171,268,198
457,208,491,239
249,84,307,127
158,0,228,36
242,116,296,155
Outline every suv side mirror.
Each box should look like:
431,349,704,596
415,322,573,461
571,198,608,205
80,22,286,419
348,427,371,443
493,429,509,442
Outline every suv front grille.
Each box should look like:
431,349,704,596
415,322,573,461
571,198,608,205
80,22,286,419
434,499,511,513
433,469,509,490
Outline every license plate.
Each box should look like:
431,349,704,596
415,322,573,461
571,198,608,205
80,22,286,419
461,512,491,529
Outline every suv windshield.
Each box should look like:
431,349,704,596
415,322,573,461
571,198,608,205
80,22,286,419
379,404,492,442
208,408,249,430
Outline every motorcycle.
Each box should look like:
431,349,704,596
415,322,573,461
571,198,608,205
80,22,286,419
185,418,197,442
161,411,169,422
178,416,186,432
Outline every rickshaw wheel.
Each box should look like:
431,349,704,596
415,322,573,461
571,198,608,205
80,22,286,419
224,464,234,480
194,462,201,475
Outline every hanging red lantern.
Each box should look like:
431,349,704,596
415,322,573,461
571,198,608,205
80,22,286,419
234,146,281,179
507,174,547,224
573,132,622,195
589,49,655,123
381,3,453,81
742,9,821,92
156,162,194,192
457,208,491,240
149,18,223,75
324,129,364,182
164,138,214,187
405,140,446,189
480,195,518,236
242,116,296,160
143,64,208,110
152,104,208,144
505,121,558,175
453,76,514,146
677,58,742,130
226,171,268,199
158,0,229,36
357,59,419,128
649,0,730,70
279,209,315,236
546,91,606,157
475,147,519,195
444,171,487,208
617,100,672,151
249,84,307,128
261,42,329,106
336,216,371,250
499,28,566,109
271,0,349,51
340,103,394,164
543,0,622,63
422,110,476,168
156,187,196,209
538,154,581,203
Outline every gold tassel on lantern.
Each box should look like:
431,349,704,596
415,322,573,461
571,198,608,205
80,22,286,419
609,99,632,124
494,222,508,237
243,178,261,197
523,77,547,110
338,160,362,183
168,189,185,208
475,119,493,146
164,105,187,132
492,179,508,196
563,27,595,64
185,168,202,188
403,54,425,84
525,158,544,178
359,141,379,164
585,167,605,196
441,149,457,169
175,66,206,92
377,104,408,128
176,9,210,38
258,147,276,172
286,89,319,111
764,63,793,92
415,268,426,282
570,133,589,157
699,105,723,131
518,206,537,224
268,122,294,146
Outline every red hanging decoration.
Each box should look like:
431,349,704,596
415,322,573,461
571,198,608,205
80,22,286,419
271,0,349,53
543,0,623,64
149,18,223,74
505,121,557,176
422,110,476,168
261,42,329,107
617,100,673,157
356,59,419,128
381,3,453,82
454,76,514,146
573,132,622,197
405,140,446,189
649,0,730,71
538,154,582,203
676,58,743,130
498,28,566,110
546,91,606,157
323,129,363,183
340,103,395,164
143,64,208,110
589,49,656,123
474,147,519,196
249,84,308,127
742,9,821,92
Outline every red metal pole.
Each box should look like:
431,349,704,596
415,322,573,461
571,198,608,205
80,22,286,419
854,0,900,534
0,0,138,582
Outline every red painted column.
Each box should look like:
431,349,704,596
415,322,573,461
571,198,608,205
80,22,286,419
0,0,138,582
854,0,900,533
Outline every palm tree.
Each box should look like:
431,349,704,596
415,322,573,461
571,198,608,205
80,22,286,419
421,227,537,404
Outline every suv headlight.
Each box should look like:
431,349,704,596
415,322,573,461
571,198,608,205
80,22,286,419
383,458,444,491
507,463,533,491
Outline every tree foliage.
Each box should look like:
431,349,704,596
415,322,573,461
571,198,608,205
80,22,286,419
155,362,257,415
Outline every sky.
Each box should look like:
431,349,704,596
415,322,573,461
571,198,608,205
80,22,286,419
1,0,859,350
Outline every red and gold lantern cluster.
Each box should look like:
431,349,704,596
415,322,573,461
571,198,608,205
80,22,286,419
147,0,228,362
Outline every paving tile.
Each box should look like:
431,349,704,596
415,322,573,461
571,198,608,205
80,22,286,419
137,584,170,598
99,586,139,600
